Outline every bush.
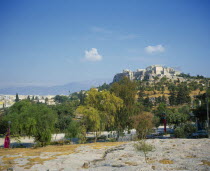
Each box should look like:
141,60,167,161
132,112,154,139
174,123,196,138
3,101,57,147
184,123,196,137
134,140,155,163
108,138,117,142
134,140,154,152
65,120,80,139
174,127,185,138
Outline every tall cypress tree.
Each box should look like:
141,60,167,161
169,84,176,106
176,83,191,105
15,93,20,102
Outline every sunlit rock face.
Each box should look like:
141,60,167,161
113,65,182,82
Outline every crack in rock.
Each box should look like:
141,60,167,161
91,145,126,166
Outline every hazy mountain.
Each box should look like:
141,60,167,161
0,79,112,95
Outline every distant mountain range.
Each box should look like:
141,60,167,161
0,79,112,95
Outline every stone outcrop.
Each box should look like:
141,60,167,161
113,65,183,82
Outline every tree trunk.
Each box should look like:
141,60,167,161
117,130,120,141
94,131,98,142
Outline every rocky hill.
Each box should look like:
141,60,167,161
113,65,183,82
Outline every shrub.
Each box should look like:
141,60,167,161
108,138,117,142
183,123,196,137
65,120,80,139
3,101,57,147
174,127,185,138
174,123,196,138
132,112,154,139
134,140,155,163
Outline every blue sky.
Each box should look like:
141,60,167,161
0,0,210,88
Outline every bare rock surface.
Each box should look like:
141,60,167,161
89,139,210,171
0,139,210,171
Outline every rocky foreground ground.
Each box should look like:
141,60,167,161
0,139,210,171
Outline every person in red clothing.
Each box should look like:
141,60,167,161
4,128,10,148
162,113,167,133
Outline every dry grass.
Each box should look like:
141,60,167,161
0,142,126,170
159,159,174,164
124,161,138,166
23,151,42,156
0,144,81,170
121,154,134,158
186,155,196,158
0,156,19,170
53,151,75,156
2,156,20,161
147,160,156,164
88,142,126,149
0,144,79,170
190,90,205,96
201,160,210,166
137,89,205,100
16,156,57,169
0,144,80,157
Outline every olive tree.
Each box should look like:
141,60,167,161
3,100,57,146
132,112,154,139
76,89,123,142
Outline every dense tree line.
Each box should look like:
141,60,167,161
1,100,57,146
0,76,209,145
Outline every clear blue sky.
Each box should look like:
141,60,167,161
0,0,210,88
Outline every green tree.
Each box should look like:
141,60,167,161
176,83,191,105
77,106,100,142
143,96,153,111
0,115,8,134
155,102,167,121
76,89,123,141
45,97,49,104
51,102,75,132
168,84,177,105
193,90,210,125
160,76,167,84
153,76,159,90
166,106,190,127
138,89,145,103
110,77,137,107
110,77,138,134
161,86,165,94
188,81,199,91
161,95,167,104
3,100,57,146
15,93,20,102
174,123,196,138
98,83,110,91
78,90,86,105
85,89,123,130
65,120,81,141
54,95,69,103
132,112,154,139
